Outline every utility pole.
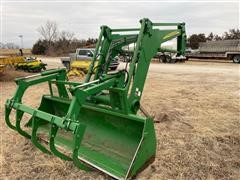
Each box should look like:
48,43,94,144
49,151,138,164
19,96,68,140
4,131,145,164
18,35,23,49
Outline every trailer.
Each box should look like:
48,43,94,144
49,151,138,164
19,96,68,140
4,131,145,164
186,39,240,63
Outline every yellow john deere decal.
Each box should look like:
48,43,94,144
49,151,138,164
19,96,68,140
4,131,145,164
163,31,180,40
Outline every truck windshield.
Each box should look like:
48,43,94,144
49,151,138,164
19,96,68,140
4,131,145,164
78,50,88,55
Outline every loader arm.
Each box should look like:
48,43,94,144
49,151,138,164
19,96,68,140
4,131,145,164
84,18,186,114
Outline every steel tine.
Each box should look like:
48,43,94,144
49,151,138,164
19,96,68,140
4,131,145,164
15,109,31,139
49,123,72,161
5,106,16,130
31,116,51,154
72,124,91,171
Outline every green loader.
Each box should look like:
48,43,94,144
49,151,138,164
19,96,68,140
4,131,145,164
5,18,186,179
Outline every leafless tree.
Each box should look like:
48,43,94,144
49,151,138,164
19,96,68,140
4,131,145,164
207,32,214,41
213,34,222,41
37,20,58,46
59,31,75,41
223,29,240,40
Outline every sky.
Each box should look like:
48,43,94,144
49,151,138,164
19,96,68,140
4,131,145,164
1,0,239,48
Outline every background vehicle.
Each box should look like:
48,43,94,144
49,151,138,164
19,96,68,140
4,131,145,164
15,57,47,72
157,52,186,63
61,48,119,72
186,39,240,63
120,36,187,64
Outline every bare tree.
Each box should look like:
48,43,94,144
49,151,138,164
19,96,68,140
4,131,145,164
213,34,222,41
37,20,58,46
187,34,207,49
207,32,214,41
59,31,75,41
223,29,240,40
55,31,75,54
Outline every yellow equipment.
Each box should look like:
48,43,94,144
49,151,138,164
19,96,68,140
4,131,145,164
0,56,25,74
0,65,5,73
15,57,47,72
0,56,25,66
67,60,98,77
62,48,119,77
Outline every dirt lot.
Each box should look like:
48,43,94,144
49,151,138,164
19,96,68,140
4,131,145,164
0,59,239,179
0,49,32,57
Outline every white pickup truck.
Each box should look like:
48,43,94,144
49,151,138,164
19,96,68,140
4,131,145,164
60,48,119,70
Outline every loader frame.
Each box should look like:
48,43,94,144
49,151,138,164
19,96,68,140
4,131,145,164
5,18,186,179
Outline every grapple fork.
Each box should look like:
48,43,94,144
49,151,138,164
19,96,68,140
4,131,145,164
49,123,72,161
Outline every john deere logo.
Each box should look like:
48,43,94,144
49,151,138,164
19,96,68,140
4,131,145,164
163,31,180,39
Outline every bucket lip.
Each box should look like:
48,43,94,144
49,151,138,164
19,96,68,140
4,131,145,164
53,141,125,179
125,118,146,179
43,95,147,123
78,156,122,179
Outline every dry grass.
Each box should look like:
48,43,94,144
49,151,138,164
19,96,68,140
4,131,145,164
0,67,33,82
0,60,239,179
139,67,240,179
0,49,32,56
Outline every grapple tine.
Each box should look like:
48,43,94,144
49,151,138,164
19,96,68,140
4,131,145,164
31,116,51,154
49,123,72,161
5,105,16,130
72,124,91,171
16,110,31,139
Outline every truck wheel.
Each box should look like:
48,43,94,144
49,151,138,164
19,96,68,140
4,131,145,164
63,61,70,70
233,55,240,63
159,55,166,63
170,59,176,63
166,55,172,63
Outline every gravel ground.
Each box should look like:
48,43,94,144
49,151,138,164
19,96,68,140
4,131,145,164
0,59,239,179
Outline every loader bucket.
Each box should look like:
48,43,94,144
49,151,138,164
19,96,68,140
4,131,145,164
31,95,156,179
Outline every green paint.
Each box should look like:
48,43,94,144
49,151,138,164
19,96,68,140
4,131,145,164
5,18,186,179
